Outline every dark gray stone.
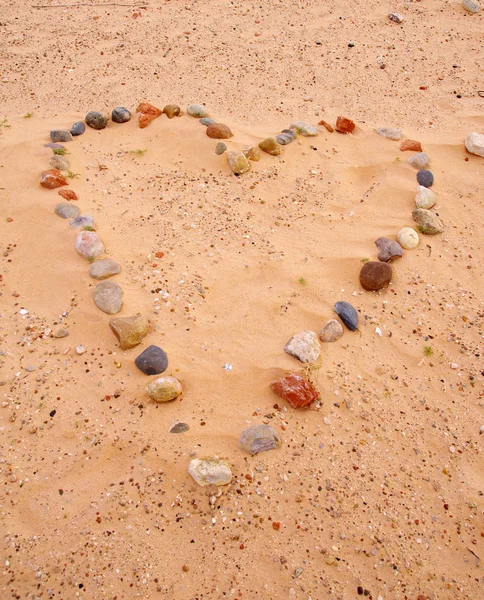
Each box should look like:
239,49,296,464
70,122,85,136
135,345,168,375
85,111,108,130
169,422,189,434
417,170,434,187
333,301,358,331
112,107,131,123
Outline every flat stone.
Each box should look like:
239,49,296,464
270,373,320,408
290,121,318,136
463,0,481,14
465,132,484,157
360,261,393,291
146,376,182,402
49,155,69,170
89,258,121,280
112,107,131,123
408,152,430,170
376,127,402,140
187,104,208,118
135,345,168,375
70,215,94,229
397,227,419,249
41,169,68,189
227,151,250,175
169,422,189,434
415,186,436,209
319,319,344,343
375,237,404,262
92,281,123,314
335,116,355,133
206,123,233,139
243,146,261,161
188,457,232,487
259,137,282,156
238,424,282,455
85,111,108,130
58,189,78,201
284,330,320,363
109,314,149,349
163,104,181,118
50,130,73,143
400,139,422,152
136,102,162,128
417,169,434,187
75,231,105,259
70,122,85,136
412,208,444,235
55,203,80,219
53,328,69,338
199,117,216,126
333,301,358,331
276,131,296,145
215,142,227,155
44,143,65,149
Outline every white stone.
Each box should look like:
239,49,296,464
397,227,419,249
290,121,318,136
415,186,436,209
188,457,232,487
465,132,484,157
284,330,320,363
376,127,402,140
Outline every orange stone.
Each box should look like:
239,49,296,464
40,169,68,189
155,251,164,258
335,116,356,134
270,373,320,408
318,119,334,133
399,139,422,152
136,102,162,129
206,123,233,139
58,189,78,201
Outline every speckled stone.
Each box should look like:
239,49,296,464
319,319,344,343
92,281,123,314
75,230,105,259
463,0,481,14
146,376,182,402
55,203,80,219
408,152,430,170
415,186,436,209
375,237,404,262
50,155,69,170
112,107,131,123
199,117,216,126
376,127,402,140
397,227,419,249
70,215,94,229
465,132,484,157
188,457,232,487
227,151,250,175
215,142,227,155
85,111,108,130
238,425,282,455
243,146,261,161
290,121,318,136
70,122,85,136
412,208,443,235
284,330,320,363
259,137,282,156
89,259,121,280
359,261,393,291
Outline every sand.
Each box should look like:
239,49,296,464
0,1,483,599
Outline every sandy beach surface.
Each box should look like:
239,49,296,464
1,1,483,599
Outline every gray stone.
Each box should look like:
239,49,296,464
92,281,123,314
170,422,189,434
70,122,85,136
85,111,108,130
199,117,216,126
376,127,402,140
417,169,434,187
70,215,95,229
188,457,232,487
89,258,121,280
215,142,227,155
290,121,318,136
465,132,484,157
319,319,344,343
375,237,404,262
333,301,358,331
408,152,430,170
463,0,481,13
284,330,320,363
44,143,65,149
146,376,182,402
54,203,80,219
412,208,443,235
112,107,131,123
187,104,208,118
50,155,69,171
135,345,168,375
238,424,282,455
50,130,73,143
276,129,297,145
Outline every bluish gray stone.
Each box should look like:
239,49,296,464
86,111,108,130
70,122,85,136
135,345,168,375
112,107,131,123
333,301,358,331
416,169,434,187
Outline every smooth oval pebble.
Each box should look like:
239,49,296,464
408,152,430,170
85,111,108,130
259,137,282,156
89,258,120,280
75,231,105,259
463,0,481,14
188,457,232,487
415,185,436,209
135,345,168,375
319,319,344,343
397,227,419,249
206,123,233,139
238,424,282,455
50,130,73,143
333,301,358,331
359,261,393,292
70,215,95,229
112,107,131,123
417,169,434,187
146,376,182,402
215,142,227,155
169,422,189,434
70,122,85,136
92,281,123,315
187,104,208,118
199,117,216,126
55,203,80,219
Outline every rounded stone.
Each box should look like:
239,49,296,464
188,457,232,487
109,315,149,349
89,258,121,280
163,104,181,119
54,203,80,219
259,137,282,156
397,227,419,249
85,111,108,130
227,151,250,175
70,215,95,229
408,152,430,170
415,186,436,209
170,422,189,434
50,155,69,171
243,146,261,162
70,121,85,136
187,104,208,118
290,121,318,136
319,319,344,343
135,345,168,375
238,425,282,455
50,130,73,143
146,376,182,402
463,0,481,13
199,117,216,126
215,142,227,155
359,261,393,291
92,281,123,314
333,301,358,331
112,107,131,123
416,169,434,187
75,231,105,259
206,123,233,139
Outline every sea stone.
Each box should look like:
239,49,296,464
400,139,422,152
136,102,162,128
284,330,320,363
215,142,227,155
412,208,444,235
55,203,80,219
58,189,78,201
112,107,131,123
50,130,73,143
375,237,404,262
463,0,481,14
53,328,69,338
276,132,296,145
206,123,233,139
135,345,168,375
360,261,393,291
40,169,68,189
188,457,232,487
408,152,430,170
417,169,434,187
238,425,282,455
243,146,261,161
146,376,182,402
270,373,320,408
85,111,108,130
397,227,419,249
199,117,216,126
109,315,149,349
335,116,355,133
259,137,282,156
376,127,402,140
70,215,94,229
465,132,484,157
49,155,69,171
92,281,123,315
75,231,105,259
333,301,358,331
318,119,334,132
415,186,436,209
290,121,318,136
163,104,181,118
169,422,189,434
227,151,250,175
388,12,404,23
319,319,344,343
89,258,121,280
70,122,85,136
187,104,208,118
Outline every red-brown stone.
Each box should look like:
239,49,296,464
40,169,68,189
318,119,334,132
400,139,422,152
206,123,233,139
136,102,162,129
270,373,320,408
58,189,78,201
335,116,356,134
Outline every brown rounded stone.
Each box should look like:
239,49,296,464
206,123,233,139
258,137,281,156
359,261,393,291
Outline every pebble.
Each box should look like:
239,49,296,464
400,139,422,152
227,151,250,175
58,189,78,201
44,143,65,149
109,314,149,349
359,261,393,291
259,137,282,156
276,131,296,145
243,146,261,162
146,375,182,402
388,13,404,23
187,104,208,118
75,230,105,259
70,121,85,136
319,319,344,343
85,111,108,130
53,328,69,338
40,169,68,189
270,373,320,408
464,131,484,157
397,227,419,249
50,130,73,143
238,424,282,455
290,121,318,136
54,203,80,219
408,152,430,170
206,123,233,139
318,119,334,132
136,102,162,128
162,104,181,119
333,301,358,331
188,457,232,487
376,127,402,140
375,237,404,262
415,186,436,209
92,281,123,315
70,215,95,229
112,106,131,123
49,155,69,171
135,345,168,375
215,142,227,155
170,422,189,434
89,258,121,280
199,117,216,126
417,169,434,187
412,208,444,235
76,345,86,355
335,116,355,133
284,330,320,363
463,0,481,13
